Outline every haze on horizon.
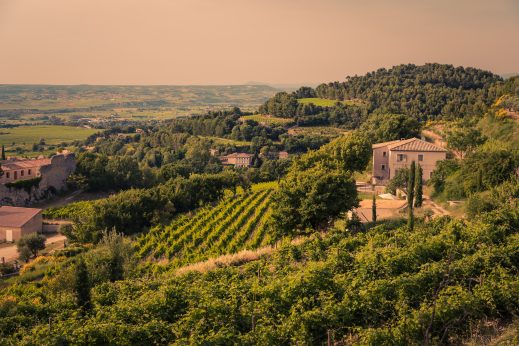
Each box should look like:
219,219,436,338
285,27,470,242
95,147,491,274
0,0,518,86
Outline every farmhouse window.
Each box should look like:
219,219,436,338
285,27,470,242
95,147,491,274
418,154,424,161
381,164,386,171
6,172,9,179
382,151,386,157
21,170,24,176
28,169,32,175
397,154,406,162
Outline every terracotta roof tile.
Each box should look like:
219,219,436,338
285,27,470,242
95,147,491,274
372,140,402,149
387,138,446,152
1,158,51,170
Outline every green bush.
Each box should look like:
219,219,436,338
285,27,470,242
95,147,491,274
5,177,41,193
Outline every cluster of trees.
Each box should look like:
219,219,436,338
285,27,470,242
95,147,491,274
279,133,330,153
230,119,285,142
52,171,248,242
74,135,228,191
270,132,371,238
493,75,519,112
258,91,369,128
314,63,502,120
165,108,246,138
430,140,519,201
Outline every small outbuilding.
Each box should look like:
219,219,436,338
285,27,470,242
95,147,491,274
0,206,43,242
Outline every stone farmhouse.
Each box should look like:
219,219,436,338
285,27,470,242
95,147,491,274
372,138,447,185
0,206,42,242
0,157,50,184
0,152,76,206
219,153,254,167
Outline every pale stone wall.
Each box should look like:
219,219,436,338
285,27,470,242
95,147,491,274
389,150,447,182
0,165,44,184
0,153,76,206
20,212,43,237
39,153,76,189
372,146,391,184
0,226,21,242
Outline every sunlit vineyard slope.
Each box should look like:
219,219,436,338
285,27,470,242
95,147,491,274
136,182,276,266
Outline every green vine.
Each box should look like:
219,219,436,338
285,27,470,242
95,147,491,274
5,177,42,193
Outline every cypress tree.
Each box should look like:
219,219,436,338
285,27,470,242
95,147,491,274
407,161,416,231
414,163,423,208
1,145,5,160
476,169,484,191
372,194,377,223
74,258,91,311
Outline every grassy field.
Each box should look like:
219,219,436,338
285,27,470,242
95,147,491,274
0,125,98,150
297,97,363,107
0,85,278,123
239,114,294,126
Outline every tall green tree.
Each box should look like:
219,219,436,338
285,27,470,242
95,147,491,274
1,145,5,160
372,194,377,223
271,163,358,238
407,161,416,231
74,258,91,311
446,127,486,159
100,230,126,282
414,163,423,207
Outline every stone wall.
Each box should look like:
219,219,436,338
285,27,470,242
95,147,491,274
0,153,76,206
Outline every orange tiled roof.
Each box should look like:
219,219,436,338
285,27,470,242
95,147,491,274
372,140,402,149
387,138,446,152
373,138,446,152
0,206,42,228
1,158,51,170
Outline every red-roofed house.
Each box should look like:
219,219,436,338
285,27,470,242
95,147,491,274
372,138,447,185
0,206,43,242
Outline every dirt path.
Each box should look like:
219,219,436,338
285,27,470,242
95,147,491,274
0,234,67,263
423,195,450,218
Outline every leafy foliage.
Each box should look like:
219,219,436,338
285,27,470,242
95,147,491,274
386,167,409,195
16,233,46,261
1,199,517,344
48,171,248,242
359,113,421,143
315,63,501,119
271,132,370,237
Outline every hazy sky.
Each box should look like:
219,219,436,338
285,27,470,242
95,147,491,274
0,0,518,85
